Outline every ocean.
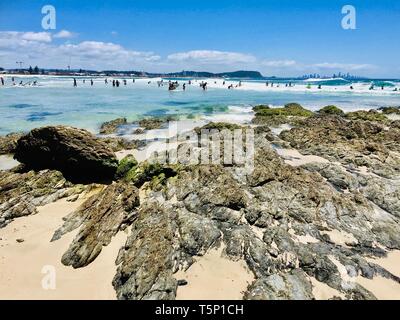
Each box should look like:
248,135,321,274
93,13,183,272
0,75,399,135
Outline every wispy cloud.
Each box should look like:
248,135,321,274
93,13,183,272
262,60,297,67
53,30,76,39
167,50,256,65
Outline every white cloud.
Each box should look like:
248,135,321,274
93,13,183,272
262,60,297,67
167,50,256,65
53,30,75,39
21,31,52,43
0,32,160,70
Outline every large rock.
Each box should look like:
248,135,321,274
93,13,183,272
14,126,118,183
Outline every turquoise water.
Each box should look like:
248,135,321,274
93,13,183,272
0,76,399,135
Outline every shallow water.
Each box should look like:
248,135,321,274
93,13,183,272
0,75,399,135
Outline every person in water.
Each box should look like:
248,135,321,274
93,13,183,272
116,80,120,87
123,79,127,85
73,78,77,87
91,79,94,86
112,80,115,87
105,78,108,84
0,77,4,85
183,83,186,91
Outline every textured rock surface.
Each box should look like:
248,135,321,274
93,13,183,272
52,182,140,268
0,132,24,155
99,118,127,134
0,169,84,228
14,126,119,183
7,109,400,300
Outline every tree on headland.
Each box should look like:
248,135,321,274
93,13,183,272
34,66,39,74
28,66,33,74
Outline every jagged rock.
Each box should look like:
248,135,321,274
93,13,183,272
52,181,140,268
0,169,83,228
280,116,400,179
14,126,119,183
244,269,313,300
138,118,165,130
318,105,345,116
99,118,127,134
115,155,138,179
113,202,178,300
100,137,143,152
0,132,24,155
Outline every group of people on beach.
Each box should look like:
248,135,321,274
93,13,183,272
0,76,38,87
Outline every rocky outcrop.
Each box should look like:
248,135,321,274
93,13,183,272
8,108,399,301
100,137,143,152
113,202,178,300
99,118,127,134
52,181,140,268
244,269,314,300
0,132,24,155
0,169,84,228
279,116,400,179
14,126,119,183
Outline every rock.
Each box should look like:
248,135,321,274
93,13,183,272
318,105,345,116
177,279,188,286
113,202,178,300
345,110,388,122
0,132,24,155
138,118,165,130
0,169,83,228
244,269,313,300
115,155,138,179
16,238,24,243
14,126,119,183
66,194,79,202
52,181,140,268
379,106,400,115
279,116,400,179
125,161,180,189
99,118,127,134
100,137,143,152
194,122,243,135
133,128,145,135
252,103,313,126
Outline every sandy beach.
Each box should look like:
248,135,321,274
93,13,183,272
175,246,254,300
0,194,128,300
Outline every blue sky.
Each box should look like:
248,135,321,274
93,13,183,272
0,0,399,77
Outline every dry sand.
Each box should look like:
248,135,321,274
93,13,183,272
0,195,127,300
175,246,254,300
